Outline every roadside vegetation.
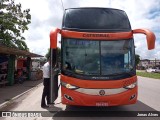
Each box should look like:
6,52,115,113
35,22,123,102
136,71,160,79
0,0,31,50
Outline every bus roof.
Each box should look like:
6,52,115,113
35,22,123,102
62,8,131,32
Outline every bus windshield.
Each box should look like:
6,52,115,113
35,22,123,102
62,38,135,77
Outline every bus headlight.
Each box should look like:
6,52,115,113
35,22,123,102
66,84,78,89
124,82,137,89
61,82,79,90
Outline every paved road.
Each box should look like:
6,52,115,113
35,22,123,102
0,76,160,120
137,76,160,111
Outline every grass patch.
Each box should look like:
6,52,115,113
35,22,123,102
136,71,160,79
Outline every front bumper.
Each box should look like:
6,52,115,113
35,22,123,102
61,86,137,106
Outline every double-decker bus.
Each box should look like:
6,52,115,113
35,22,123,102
49,8,155,106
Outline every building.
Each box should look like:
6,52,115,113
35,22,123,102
137,59,160,70
0,44,43,86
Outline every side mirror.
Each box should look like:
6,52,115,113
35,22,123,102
50,28,60,68
50,28,60,49
49,28,60,104
133,29,156,50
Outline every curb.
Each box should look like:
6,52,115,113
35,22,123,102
0,82,42,109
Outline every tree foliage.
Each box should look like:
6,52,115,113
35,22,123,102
135,54,140,66
45,48,50,59
45,48,61,62
0,0,31,50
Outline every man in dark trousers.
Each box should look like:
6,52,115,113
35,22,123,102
41,59,50,108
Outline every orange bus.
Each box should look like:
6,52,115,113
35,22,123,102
49,8,155,106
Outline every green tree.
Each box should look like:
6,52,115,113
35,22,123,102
45,48,50,59
0,0,31,50
135,54,140,66
45,48,61,62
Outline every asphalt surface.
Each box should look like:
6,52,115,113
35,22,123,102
0,76,160,120
137,76,160,111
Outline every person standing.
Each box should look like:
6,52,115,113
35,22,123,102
41,59,50,108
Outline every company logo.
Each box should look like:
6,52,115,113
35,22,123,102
83,34,110,38
99,90,105,96
1,112,42,117
2,112,11,117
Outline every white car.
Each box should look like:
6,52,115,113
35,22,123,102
146,68,156,73
155,69,160,73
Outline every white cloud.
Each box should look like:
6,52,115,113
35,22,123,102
15,0,160,59
15,0,52,21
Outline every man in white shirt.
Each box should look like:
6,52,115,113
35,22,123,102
41,59,50,108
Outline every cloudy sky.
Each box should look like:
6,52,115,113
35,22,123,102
15,0,160,60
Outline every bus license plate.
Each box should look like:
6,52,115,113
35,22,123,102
96,102,108,106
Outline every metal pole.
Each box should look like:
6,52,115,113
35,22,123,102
50,49,53,103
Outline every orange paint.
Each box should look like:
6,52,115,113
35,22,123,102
61,86,137,106
50,28,61,48
49,28,155,106
61,74,137,89
133,29,156,50
61,30,133,40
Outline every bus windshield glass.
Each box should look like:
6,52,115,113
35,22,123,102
62,39,135,76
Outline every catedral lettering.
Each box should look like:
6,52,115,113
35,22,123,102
49,8,156,106
82,34,109,38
